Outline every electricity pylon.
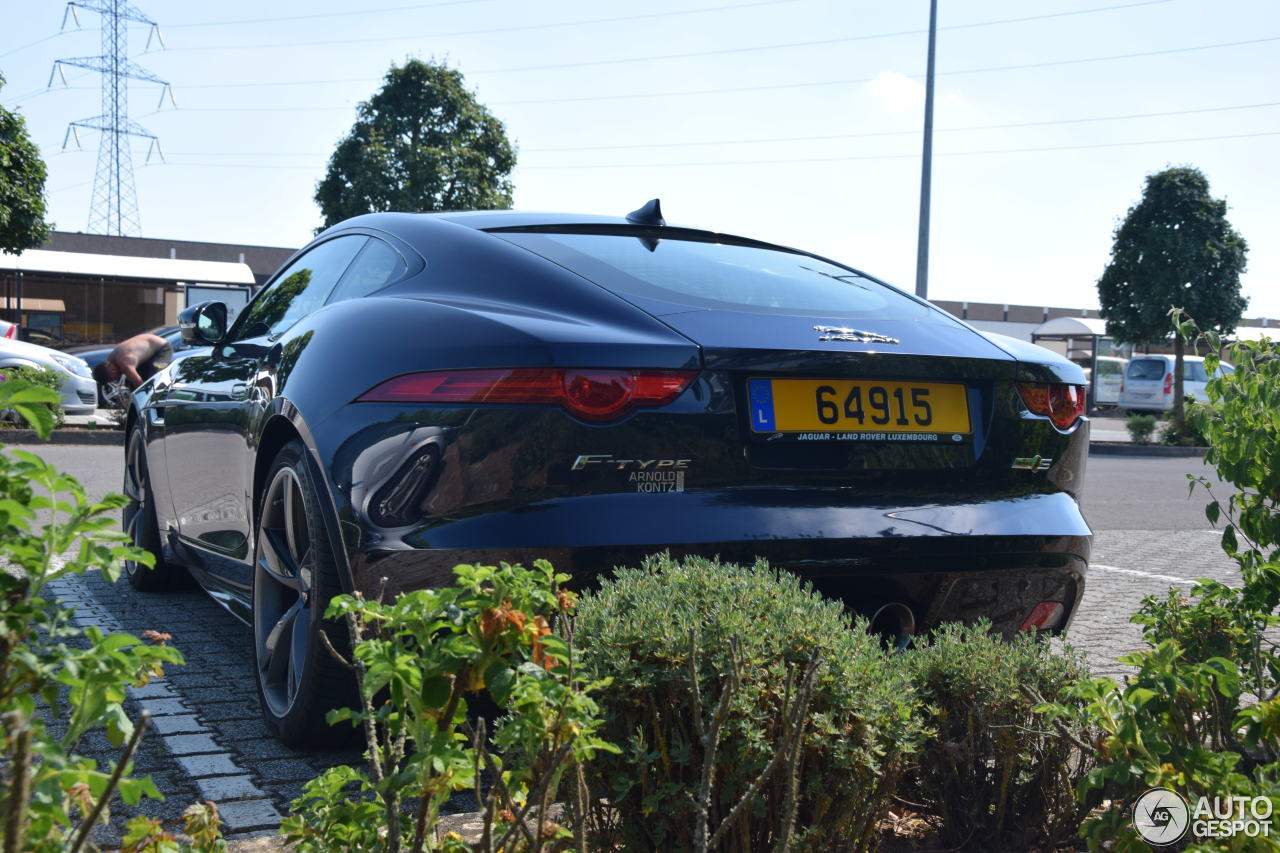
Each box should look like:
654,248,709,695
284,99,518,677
51,0,173,237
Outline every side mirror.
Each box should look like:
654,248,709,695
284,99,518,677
179,301,229,345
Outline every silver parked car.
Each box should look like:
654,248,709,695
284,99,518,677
0,337,97,414
1118,354,1233,412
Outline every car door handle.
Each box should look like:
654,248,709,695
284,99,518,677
230,383,249,400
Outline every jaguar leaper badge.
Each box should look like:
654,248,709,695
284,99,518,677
813,326,900,344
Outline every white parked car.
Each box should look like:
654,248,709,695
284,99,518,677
0,337,97,415
1118,354,1233,412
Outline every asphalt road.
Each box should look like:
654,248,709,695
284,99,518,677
1081,453,1230,530
4,441,1248,840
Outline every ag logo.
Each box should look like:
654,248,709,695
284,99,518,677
1132,787,1190,845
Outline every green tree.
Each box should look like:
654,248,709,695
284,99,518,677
314,60,515,229
0,73,52,254
1097,166,1248,436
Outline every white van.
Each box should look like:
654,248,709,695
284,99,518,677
1119,354,1233,412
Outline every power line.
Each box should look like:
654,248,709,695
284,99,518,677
126,101,1280,158
135,130,1280,173
469,0,1178,74
0,32,64,60
3,72,97,105
523,101,1280,151
514,130,1280,169
490,35,1280,102
141,36,1280,111
149,0,800,53
140,0,1172,56
47,178,97,194
165,0,497,28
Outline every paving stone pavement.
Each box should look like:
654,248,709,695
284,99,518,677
1069,528,1242,679
46,569,363,844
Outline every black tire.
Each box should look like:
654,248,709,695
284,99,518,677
251,440,356,746
122,425,192,591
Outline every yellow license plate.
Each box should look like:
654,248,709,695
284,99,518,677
748,378,970,434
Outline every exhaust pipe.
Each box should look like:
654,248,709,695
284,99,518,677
869,602,916,651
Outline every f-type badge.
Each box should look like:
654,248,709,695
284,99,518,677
813,325,900,344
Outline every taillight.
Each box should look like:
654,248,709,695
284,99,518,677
357,368,697,423
1015,382,1085,430
1163,372,1173,394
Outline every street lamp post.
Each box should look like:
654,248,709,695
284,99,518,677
915,0,938,299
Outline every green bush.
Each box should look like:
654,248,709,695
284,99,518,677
0,379,190,851
0,364,64,429
1159,408,1209,446
1043,316,1280,850
1125,412,1157,444
575,554,922,853
281,560,615,853
902,622,1096,851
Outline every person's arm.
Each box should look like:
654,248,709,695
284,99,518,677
121,361,144,388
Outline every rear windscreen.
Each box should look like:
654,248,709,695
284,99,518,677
493,231,929,319
1127,358,1168,380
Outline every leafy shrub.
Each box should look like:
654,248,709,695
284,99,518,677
0,379,187,851
281,560,615,853
1158,409,1209,446
1125,412,1157,444
902,622,1096,851
575,554,922,853
0,364,64,429
1044,316,1280,850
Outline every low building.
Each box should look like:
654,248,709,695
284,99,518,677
0,232,295,346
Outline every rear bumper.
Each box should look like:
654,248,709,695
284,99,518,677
1119,390,1174,411
347,492,1090,637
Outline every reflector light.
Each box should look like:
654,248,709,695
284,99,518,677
358,368,698,422
1019,601,1066,632
1015,382,1086,430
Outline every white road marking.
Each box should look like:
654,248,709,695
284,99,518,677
1091,563,1194,585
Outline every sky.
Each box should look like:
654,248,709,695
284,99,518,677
1,0,1277,319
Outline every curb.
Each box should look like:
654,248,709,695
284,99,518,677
0,428,124,446
1089,441,1207,457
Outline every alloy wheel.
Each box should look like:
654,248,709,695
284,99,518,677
101,376,131,408
254,465,317,719
122,429,147,579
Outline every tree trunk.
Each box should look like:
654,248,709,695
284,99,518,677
1173,333,1186,442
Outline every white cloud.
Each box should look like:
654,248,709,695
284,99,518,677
866,72,926,112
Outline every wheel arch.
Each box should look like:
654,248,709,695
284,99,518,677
254,411,356,595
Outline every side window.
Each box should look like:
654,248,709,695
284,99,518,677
1186,362,1209,382
326,238,407,305
235,235,367,340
